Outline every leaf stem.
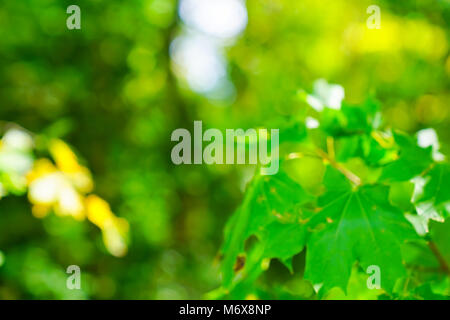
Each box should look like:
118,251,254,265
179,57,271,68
316,148,361,186
326,136,335,161
419,162,436,177
427,240,450,275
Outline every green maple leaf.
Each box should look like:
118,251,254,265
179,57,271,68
305,167,419,294
220,168,313,289
319,98,379,136
422,164,450,205
218,94,448,299
415,163,450,221
412,284,449,300
380,132,433,182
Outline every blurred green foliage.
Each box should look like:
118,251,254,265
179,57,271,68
0,0,449,299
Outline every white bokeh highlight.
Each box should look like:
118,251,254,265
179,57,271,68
171,0,247,98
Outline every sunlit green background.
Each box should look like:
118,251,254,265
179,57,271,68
0,0,449,299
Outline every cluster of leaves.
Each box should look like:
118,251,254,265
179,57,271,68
216,85,450,300
0,125,128,258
